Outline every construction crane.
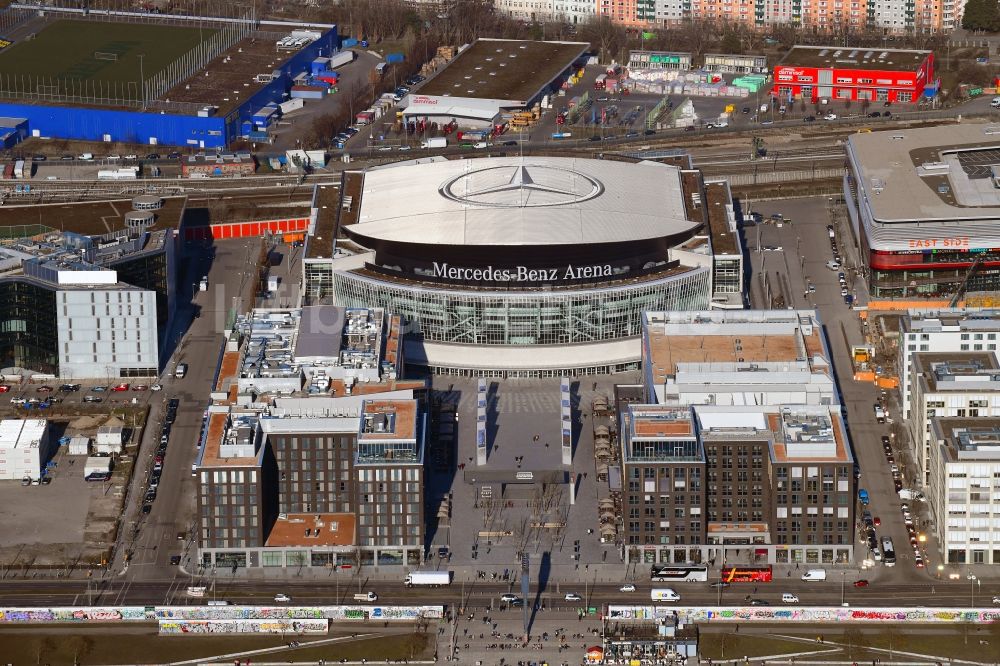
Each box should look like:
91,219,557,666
949,253,987,308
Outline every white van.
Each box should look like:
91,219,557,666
651,588,681,602
992,96,1000,108
782,593,800,603
801,569,827,582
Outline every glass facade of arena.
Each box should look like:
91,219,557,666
332,269,711,346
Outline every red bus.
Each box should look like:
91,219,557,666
721,566,773,583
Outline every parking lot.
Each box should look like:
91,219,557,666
0,410,147,570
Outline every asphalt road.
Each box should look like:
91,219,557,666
113,237,261,579
744,197,937,584
0,578,998,609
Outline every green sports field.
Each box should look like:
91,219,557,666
0,19,217,90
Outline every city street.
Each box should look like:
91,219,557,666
0,576,998,610
744,196,939,583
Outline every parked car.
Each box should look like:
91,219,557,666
111,383,129,392
620,584,637,592
564,593,582,601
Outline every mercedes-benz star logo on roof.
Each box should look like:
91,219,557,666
439,164,604,208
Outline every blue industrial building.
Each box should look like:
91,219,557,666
0,26,338,149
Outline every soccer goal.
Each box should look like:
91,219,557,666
94,51,119,61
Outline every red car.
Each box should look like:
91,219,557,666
853,580,870,587
0,385,9,393
873,517,881,526
111,383,129,392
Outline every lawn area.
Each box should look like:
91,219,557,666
0,19,216,91
698,632,819,660
0,627,431,665
209,632,434,663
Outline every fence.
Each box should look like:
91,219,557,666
726,167,843,186
0,6,255,109
0,223,55,241
142,15,253,108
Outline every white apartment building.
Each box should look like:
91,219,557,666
494,0,596,23
0,419,54,481
899,310,1000,419
909,353,1000,488
928,418,1000,565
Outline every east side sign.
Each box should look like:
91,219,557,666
432,262,613,282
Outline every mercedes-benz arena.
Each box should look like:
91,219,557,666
845,123,1000,301
309,156,727,377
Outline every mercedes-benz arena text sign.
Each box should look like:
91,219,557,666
432,262,613,283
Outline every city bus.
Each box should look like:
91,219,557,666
650,565,709,583
881,537,896,567
721,566,774,583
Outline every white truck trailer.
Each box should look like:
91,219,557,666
404,571,452,587
329,50,355,69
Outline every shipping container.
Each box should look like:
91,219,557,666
290,86,326,100
279,98,305,115
328,50,355,69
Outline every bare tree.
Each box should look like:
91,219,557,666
578,16,626,63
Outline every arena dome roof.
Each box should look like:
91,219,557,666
351,157,696,247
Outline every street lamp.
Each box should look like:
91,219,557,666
969,573,980,608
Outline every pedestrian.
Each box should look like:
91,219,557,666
735,624,739,633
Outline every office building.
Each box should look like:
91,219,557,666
927,418,1000,564
618,309,853,565
0,419,53,481
0,196,179,377
908,352,1000,487
899,310,1000,418
196,306,427,568
619,403,855,565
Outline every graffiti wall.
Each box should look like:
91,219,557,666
156,605,444,621
0,605,443,624
0,607,151,622
159,618,329,634
608,606,1000,623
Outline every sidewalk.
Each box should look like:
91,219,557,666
439,608,601,665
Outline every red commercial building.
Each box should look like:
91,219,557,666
773,46,934,105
